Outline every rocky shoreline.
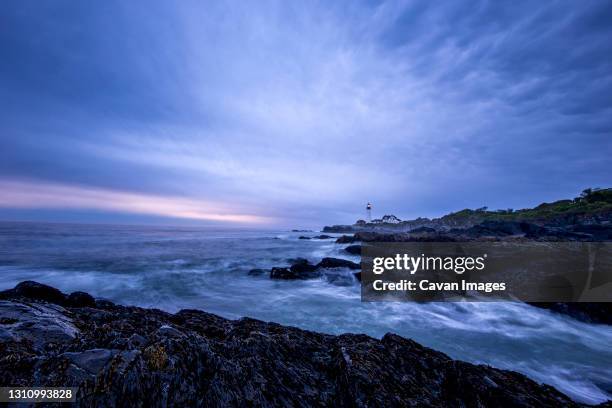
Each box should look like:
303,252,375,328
256,219,612,325
326,220,612,325
250,257,360,282
1,281,608,407
329,220,612,243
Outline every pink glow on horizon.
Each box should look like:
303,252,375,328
0,179,270,224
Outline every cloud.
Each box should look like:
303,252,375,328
0,0,610,226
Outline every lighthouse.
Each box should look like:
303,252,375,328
366,202,372,222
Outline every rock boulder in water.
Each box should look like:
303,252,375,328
317,257,360,270
336,235,359,243
289,259,319,277
344,245,361,255
270,259,321,279
269,267,295,279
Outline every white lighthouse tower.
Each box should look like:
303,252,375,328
366,202,372,222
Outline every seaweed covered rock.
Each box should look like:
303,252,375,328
0,282,603,407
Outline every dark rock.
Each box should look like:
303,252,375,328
67,291,96,308
270,267,295,279
127,333,147,348
354,231,411,242
336,235,359,243
322,225,356,233
354,231,460,242
449,220,604,241
156,324,185,338
349,220,611,243
13,280,67,305
270,259,321,280
268,258,360,280
521,222,551,236
312,235,333,239
0,300,79,351
0,289,13,300
289,259,319,276
61,348,117,374
410,226,437,233
533,228,590,240
95,299,116,309
317,257,360,270
460,221,545,237
288,257,310,265
529,302,612,325
349,222,548,242
248,268,268,276
569,224,612,241
298,236,312,240
0,282,591,407
344,245,361,255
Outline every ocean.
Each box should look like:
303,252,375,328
0,221,610,404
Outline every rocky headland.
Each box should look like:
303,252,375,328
323,188,612,234
1,281,608,407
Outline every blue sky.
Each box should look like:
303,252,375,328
1,1,611,228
